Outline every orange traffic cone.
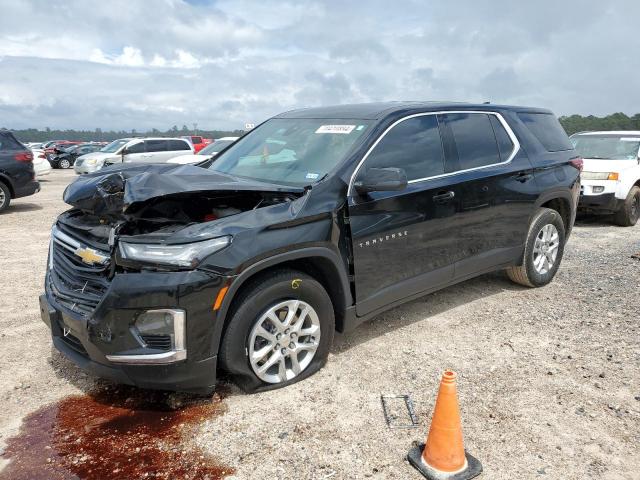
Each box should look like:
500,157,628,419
407,371,482,479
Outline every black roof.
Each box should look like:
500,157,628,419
275,101,552,120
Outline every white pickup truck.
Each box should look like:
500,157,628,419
571,131,640,226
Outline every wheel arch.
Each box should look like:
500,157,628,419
534,189,574,236
0,173,15,198
211,247,352,357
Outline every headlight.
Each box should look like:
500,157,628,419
86,159,97,165
119,236,230,268
582,171,619,181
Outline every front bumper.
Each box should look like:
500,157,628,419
74,162,103,174
41,268,229,393
578,192,620,213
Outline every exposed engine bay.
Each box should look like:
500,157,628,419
60,190,302,242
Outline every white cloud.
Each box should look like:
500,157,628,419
0,0,639,130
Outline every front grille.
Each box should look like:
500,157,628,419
48,225,111,317
75,158,83,166
60,331,88,356
141,335,172,351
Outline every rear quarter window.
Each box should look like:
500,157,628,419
0,133,24,151
518,112,573,152
169,140,191,151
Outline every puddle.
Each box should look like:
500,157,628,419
0,384,234,480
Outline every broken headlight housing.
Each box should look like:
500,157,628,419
119,236,230,268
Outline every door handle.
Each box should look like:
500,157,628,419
513,172,533,183
432,191,455,203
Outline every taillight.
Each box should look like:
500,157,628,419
569,157,583,171
15,152,33,162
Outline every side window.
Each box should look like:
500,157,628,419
192,136,202,144
441,113,501,171
361,115,444,181
145,140,168,152
489,115,515,161
126,141,145,154
517,112,573,152
168,140,191,151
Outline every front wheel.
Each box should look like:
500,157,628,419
614,186,640,227
507,207,566,287
219,269,335,392
58,158,71,169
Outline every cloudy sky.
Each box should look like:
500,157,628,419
1,0,638,131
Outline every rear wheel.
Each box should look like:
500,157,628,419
58,158,71,169
614,186,640,227
0,182,11,213
507,207,566,287
219,269,334,392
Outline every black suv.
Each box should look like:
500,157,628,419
49,143,103,169
40,102,580,393
0,131,40,212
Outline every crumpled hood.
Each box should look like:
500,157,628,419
63,163,304,215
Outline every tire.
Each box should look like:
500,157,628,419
58,158,71,169
219,269,335,393
506,207,566,287
0,181,11,213
613,186,640,227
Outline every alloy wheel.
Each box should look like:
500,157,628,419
532,224,559,275
248,299,321,384
59,159,71,169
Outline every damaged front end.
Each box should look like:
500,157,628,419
43,164,313,391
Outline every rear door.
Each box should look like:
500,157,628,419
437,111,538,278
142,139,169,162
348,114,458,317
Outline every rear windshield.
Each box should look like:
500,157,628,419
0,132,24,151
571,135,640,160
518,112,573,152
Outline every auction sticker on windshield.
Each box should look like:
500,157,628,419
316,125,356,134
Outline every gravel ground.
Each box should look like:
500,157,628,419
0,169,639,479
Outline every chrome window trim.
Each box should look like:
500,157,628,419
348,110,521,196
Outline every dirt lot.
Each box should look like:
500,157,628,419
0,169,639,479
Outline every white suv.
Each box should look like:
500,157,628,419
572,131,640,226
75,137,193,174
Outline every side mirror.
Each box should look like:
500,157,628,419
354,167,408,195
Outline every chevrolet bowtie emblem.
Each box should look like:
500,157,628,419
74,247,109,266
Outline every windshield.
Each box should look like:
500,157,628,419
100,139,130,154
199,139,234,155
209,119,371,185
571,135,640,160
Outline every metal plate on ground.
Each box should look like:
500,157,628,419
380,394,419,429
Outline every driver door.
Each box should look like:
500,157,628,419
348,114,458,317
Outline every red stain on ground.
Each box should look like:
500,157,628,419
0,385,234,480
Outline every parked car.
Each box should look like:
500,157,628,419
168,137,239,164
571,131,640,226
0,131,40,212
49,143,103,169
31,149,52,177
75,137,194,174
41,102,580,393
181,135,212,153
26,142,44,149
44,140,82,156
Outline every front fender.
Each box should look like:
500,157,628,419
210,246,351,356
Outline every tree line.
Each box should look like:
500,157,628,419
3,113,640,141
4,125,244,143
558,113,640,136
